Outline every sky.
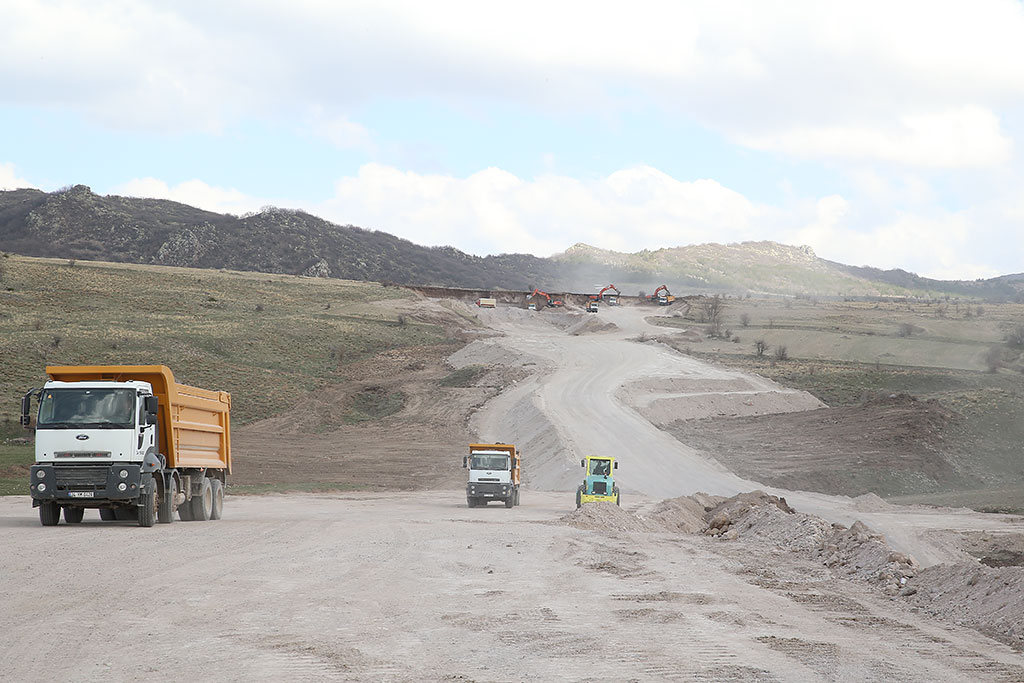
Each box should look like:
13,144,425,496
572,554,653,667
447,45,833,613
2,1,1024,280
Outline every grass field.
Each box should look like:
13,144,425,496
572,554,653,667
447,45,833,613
0,254,456,493
650,295,1024,509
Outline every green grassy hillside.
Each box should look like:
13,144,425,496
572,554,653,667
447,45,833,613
0,254,454,493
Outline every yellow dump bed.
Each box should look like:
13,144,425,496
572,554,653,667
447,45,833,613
45,365,231,472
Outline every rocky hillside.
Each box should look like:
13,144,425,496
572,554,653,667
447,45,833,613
1,185,1019,299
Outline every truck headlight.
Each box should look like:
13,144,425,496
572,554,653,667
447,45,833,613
36,470,45,479
36,482,46,492
117,482,127,492
119,469,129,479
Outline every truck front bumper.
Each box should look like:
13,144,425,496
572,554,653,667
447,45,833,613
466,482,513,499
29,464,143,504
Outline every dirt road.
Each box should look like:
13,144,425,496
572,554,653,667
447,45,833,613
3,493,1023,682
463,304,1018,567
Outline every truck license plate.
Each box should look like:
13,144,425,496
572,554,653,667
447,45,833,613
484,494,494,497
68,492,94,498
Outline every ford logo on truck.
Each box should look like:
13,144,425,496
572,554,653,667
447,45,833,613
75,434,89,441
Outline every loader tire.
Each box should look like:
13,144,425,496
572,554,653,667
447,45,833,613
575,486,582,510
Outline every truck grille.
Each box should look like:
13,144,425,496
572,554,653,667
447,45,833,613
592,481,607,495
54,466,107,490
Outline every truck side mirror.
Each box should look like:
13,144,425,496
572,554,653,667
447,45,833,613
580,459,585,468
614,461,619,469
462,456,468,468
20,391,34,426
144,395,158,425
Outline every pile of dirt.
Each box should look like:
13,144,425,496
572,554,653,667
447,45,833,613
559,501,659,532
566,316,619,336
904,563,1024,650
702,491,918,593
647,492,724,533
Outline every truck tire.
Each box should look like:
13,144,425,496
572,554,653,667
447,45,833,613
514,488,520,506
467,497,476,508
99,508,117,521
210,479,224,520
39,501,60,526
157,476,176,524
190,478,213,521
138,479,157,528
63,506,84,524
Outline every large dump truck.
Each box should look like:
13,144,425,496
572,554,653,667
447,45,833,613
22,365,231,527
463,443,520,508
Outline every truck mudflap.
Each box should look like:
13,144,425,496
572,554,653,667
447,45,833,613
466,481,512,499
29,464,143,503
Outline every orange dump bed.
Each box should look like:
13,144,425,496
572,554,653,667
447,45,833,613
45,365,231,473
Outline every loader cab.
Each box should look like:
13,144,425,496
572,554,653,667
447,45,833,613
576,455,620,508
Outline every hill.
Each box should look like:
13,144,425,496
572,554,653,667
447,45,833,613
2,185,1020,299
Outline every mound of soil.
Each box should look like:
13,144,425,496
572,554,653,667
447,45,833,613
559,501,659,532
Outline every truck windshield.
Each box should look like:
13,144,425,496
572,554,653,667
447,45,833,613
470,454,509,470
37,389,135,428
590,459,611,475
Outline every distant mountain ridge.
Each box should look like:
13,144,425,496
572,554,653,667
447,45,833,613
0,185,1019,299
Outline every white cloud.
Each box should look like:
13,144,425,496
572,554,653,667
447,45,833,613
319,163,768,257
111,178,262,216
0,163,36,190
737,106,1012,168
5,1,1024,167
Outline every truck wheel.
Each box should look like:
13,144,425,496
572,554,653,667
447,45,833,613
138,479,157,528
514,489,521,506
157,476,176,524
190,478,213,521
210,479,224,520
99,508,117,521
63,506,84,524
467,497,476,508
504,495,514,508
39,501,60,526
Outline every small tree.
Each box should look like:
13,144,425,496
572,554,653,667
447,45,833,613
774,345,788,361
754,340,769,358
702,295,726,337
739,313,750,327
1005,324,1024,348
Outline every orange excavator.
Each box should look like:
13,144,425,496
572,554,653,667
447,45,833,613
597,284,620,306
528,288,564,310
646,284,675,306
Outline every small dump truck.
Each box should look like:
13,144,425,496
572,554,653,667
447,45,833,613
464,443,520,508
576,455,620,508
22,365,231,527
475,297,497,308
586,297,599,313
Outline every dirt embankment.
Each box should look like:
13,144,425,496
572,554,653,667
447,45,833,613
561,491,1024,652
664,393,974,498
